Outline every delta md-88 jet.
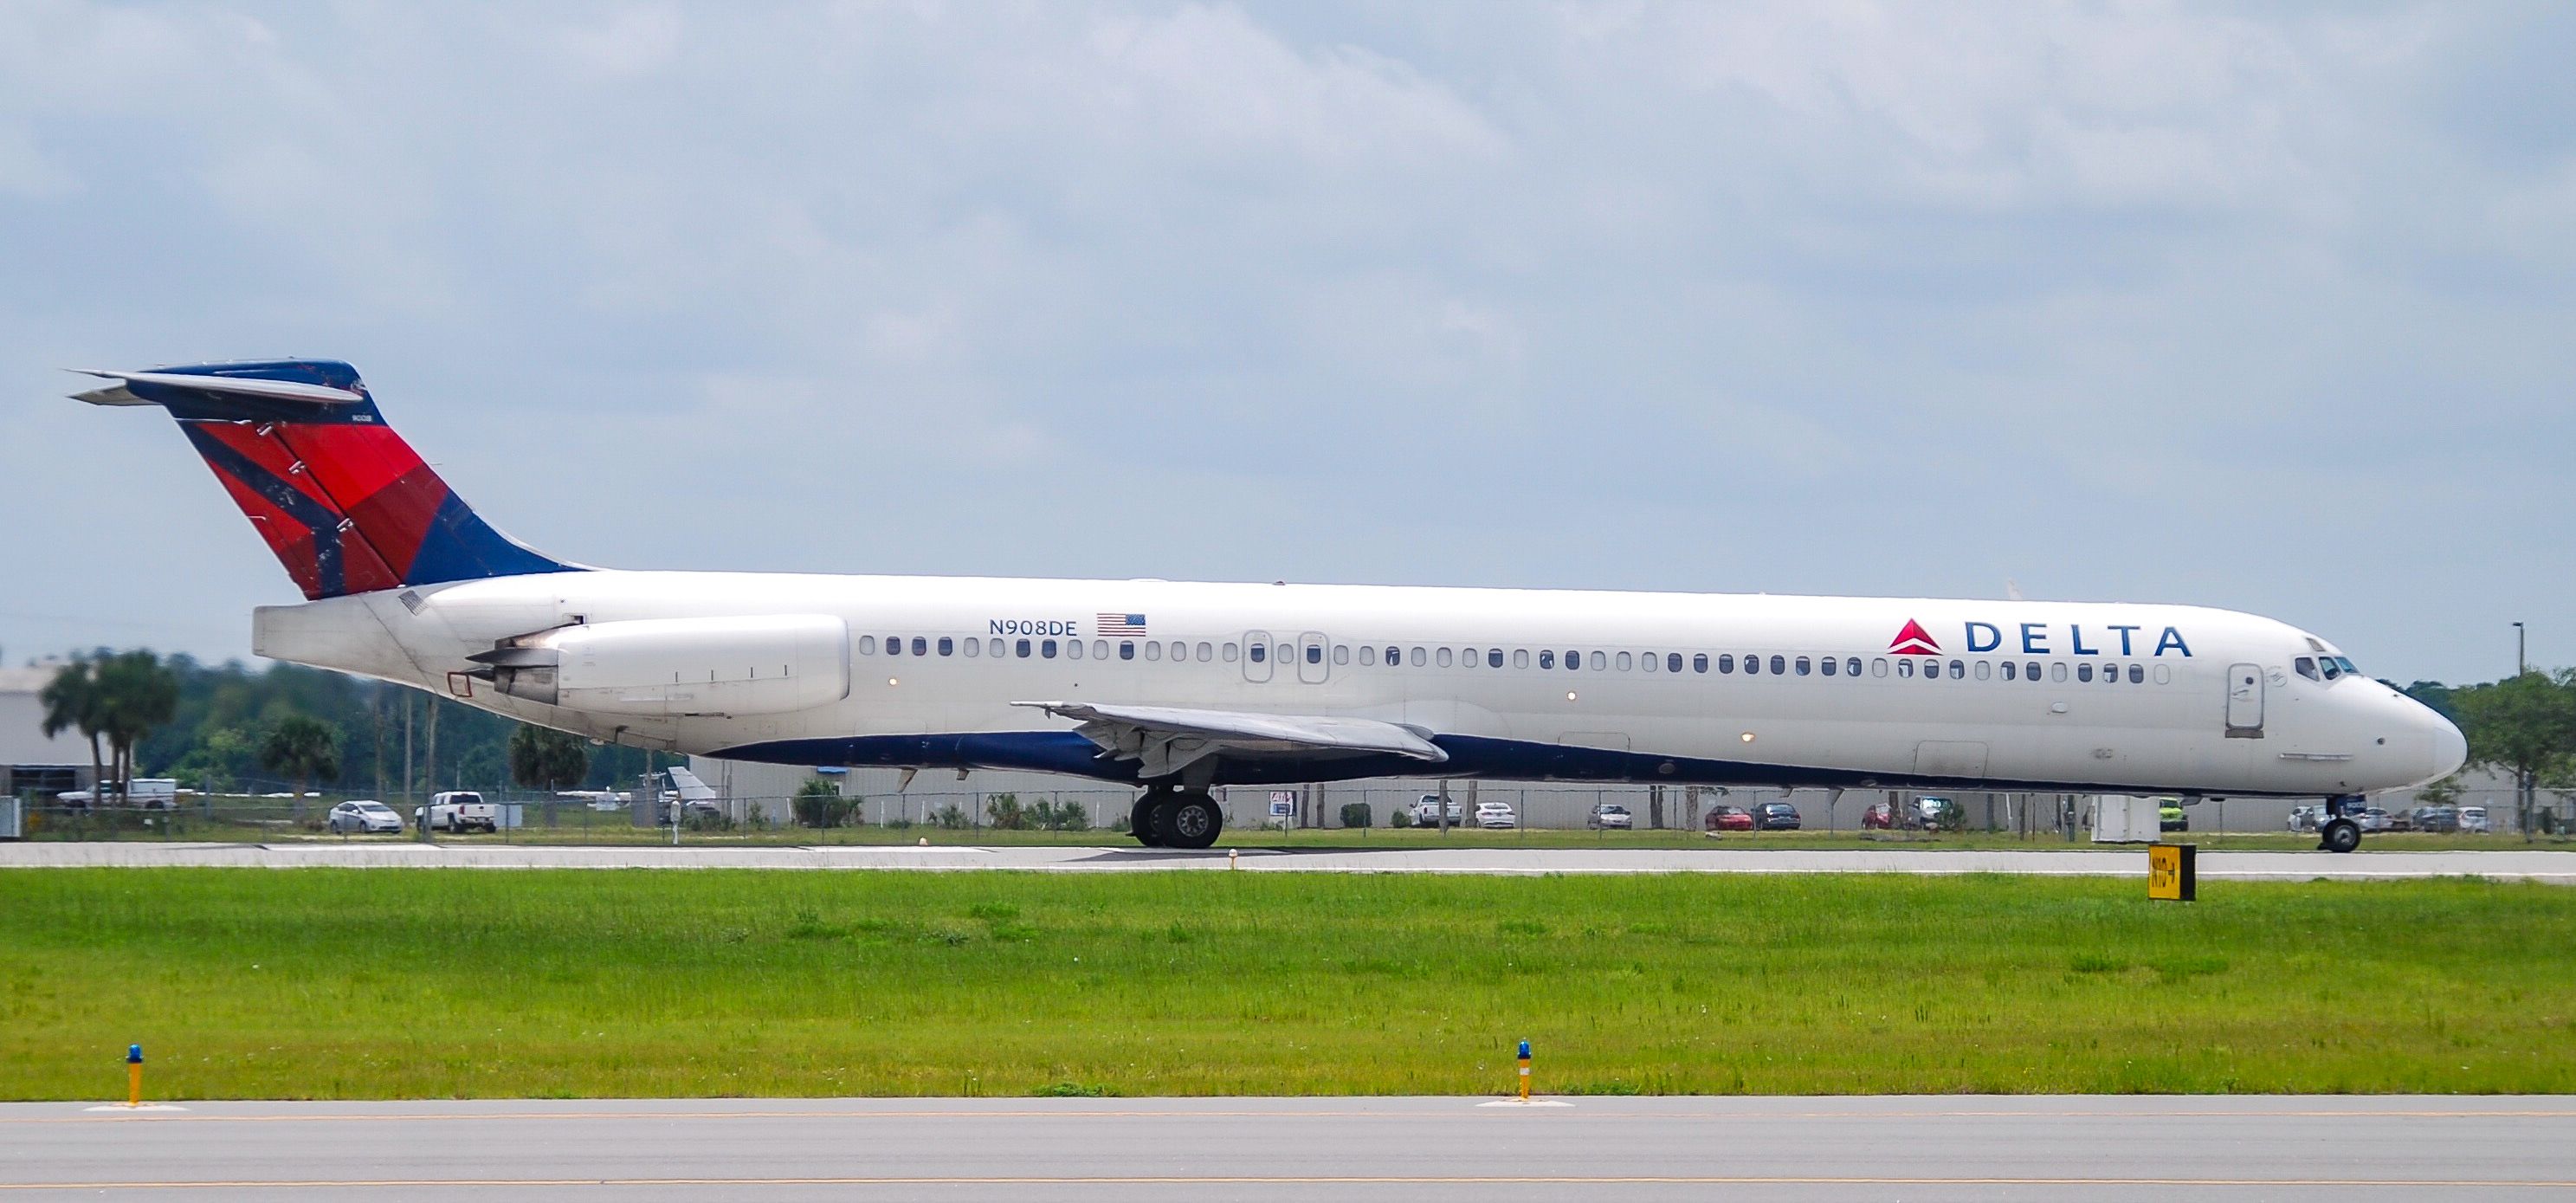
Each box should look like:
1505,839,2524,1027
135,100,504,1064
74,360,2465,853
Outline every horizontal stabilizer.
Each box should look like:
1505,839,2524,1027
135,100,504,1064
69,368,366,407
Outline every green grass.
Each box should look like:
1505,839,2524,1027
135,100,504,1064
3,870,2572,1100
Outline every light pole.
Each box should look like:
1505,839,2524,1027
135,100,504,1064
2514,621,2527,677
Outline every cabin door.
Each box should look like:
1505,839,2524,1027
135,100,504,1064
2224,662,2265,737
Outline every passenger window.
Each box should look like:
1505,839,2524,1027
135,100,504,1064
1694,654,1708,673
2154,664,2172,684
1386,646,1401,665
1276,644,1292,664
1335,645,1351,665
1068,639,1084,661
1616,651,1633,670
1846,656,1861,677
1589,651,1607,670
939,637,953,656
1871,658,1888,677
1972,661,1989,680
1668,653,1683,673
1306,644,1322,665
1360,645,1377,666
1120,641,1135,661
2076,663,2092,682
1196,643,1212,662
2001,661,2016,681
1016,638,1031,658
1540,650,1555,669
1249,644,1266,663
1514,650,1530,669
1821,656,1837,676
1437,648,1454,668
886,635,903,656
859,635,876,655
964,637,980,658
1948,660,1963,680
1145,641,1161,661
1643,652,1659,673
1411,647,1427,666
1795,656,1811,676
1897,658,1914,678
1489,649,1504,669
1460,648,1476,667
988,638,1005,657
2128,663,2144,684
1042,639,1057,659
2050,663,2066,682
1564,650,1579,670
1094,640,1109,660
1223,643,1239,663
1719,654,1734,673
2026,662,2040,681
1769,655,1785,675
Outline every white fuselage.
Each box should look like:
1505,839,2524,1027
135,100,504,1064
254,570,2465,799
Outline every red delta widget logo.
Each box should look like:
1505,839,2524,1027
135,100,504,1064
1890,618,2192,658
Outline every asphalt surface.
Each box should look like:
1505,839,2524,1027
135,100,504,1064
3,841,2573,880
5,1096,2571,1200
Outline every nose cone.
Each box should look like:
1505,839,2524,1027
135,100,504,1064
2428,713,2468,783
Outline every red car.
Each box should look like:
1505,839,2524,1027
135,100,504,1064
1704,805,1754,832
1862,802,1895,830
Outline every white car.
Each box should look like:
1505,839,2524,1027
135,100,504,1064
326,799,403,834
2457,805,2491,834
1474,801,1518,829
1588,804,1634,830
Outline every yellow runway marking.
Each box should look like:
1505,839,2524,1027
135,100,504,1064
6,1175,2576,1191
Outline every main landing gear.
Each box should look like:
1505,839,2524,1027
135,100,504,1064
1129,785,1223,851
2319,793,2364,855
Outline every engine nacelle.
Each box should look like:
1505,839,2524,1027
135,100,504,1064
481,615,849,717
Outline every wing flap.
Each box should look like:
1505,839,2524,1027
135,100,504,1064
1014,702,1447,779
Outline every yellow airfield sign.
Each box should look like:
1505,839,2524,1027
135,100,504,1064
2148,844,2196,902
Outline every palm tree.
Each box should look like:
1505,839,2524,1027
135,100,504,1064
94,650,179,802
37,659,105,806
508,724,591,792
260,715,341,818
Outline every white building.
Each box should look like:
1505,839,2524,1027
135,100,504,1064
0,664,100,799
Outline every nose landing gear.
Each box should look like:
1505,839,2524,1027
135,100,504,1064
2319,793,2364,854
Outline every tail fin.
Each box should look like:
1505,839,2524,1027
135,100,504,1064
73,359,576,600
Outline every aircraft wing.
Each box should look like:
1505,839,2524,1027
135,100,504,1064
1013,702,1448,779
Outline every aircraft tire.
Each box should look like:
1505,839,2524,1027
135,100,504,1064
1156,791,1223,851
1131,796,1165,847
2320,818,2361,854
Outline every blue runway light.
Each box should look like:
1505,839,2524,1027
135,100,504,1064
1517,1040,1530,1059
127,1045,142,1064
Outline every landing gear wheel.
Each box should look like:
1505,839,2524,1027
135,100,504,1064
1130,796,1165,847
2320,818,2360,854
1153,791,1223,851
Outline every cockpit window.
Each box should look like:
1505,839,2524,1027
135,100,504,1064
2319,657,2343,681
2332,656,2359,676
2295,656,2320,682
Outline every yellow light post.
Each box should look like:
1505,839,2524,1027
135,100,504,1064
1516,1039,1531,1102
126,1045,142,1109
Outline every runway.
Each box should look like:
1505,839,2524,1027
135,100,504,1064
5,1096,2571,1200
3,840,2573,880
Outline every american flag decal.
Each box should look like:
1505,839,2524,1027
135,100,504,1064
1096,613,1147,636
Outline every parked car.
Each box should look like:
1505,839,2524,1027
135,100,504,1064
1753,802,1801,831
1586,803,1634,830
1474,801,1518,829
414,791,500,834
2158,799,2188,832
1911,796,1962,831
1411,795,1464,827
2386,807,2415,832
2353,807,2392,833
326,799,403,834
1705,805,1753,832
1862,801,1896,830
2289,804,2324,833
2458,805,2491,834
2411,805,2460,834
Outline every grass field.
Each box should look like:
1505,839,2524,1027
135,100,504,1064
3,870,2572,1101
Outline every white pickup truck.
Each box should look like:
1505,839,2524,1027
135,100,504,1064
414,791,500,833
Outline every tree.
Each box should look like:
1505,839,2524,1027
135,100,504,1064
94,650,178,799
985,792,1029,831
37,659,106,805
791,778,858,829
260,715,342,817
2453,670,2576,842
507,724,592,792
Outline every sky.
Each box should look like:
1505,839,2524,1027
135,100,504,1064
1,1,2568,684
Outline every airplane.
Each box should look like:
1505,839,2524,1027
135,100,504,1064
71,359,2465,853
